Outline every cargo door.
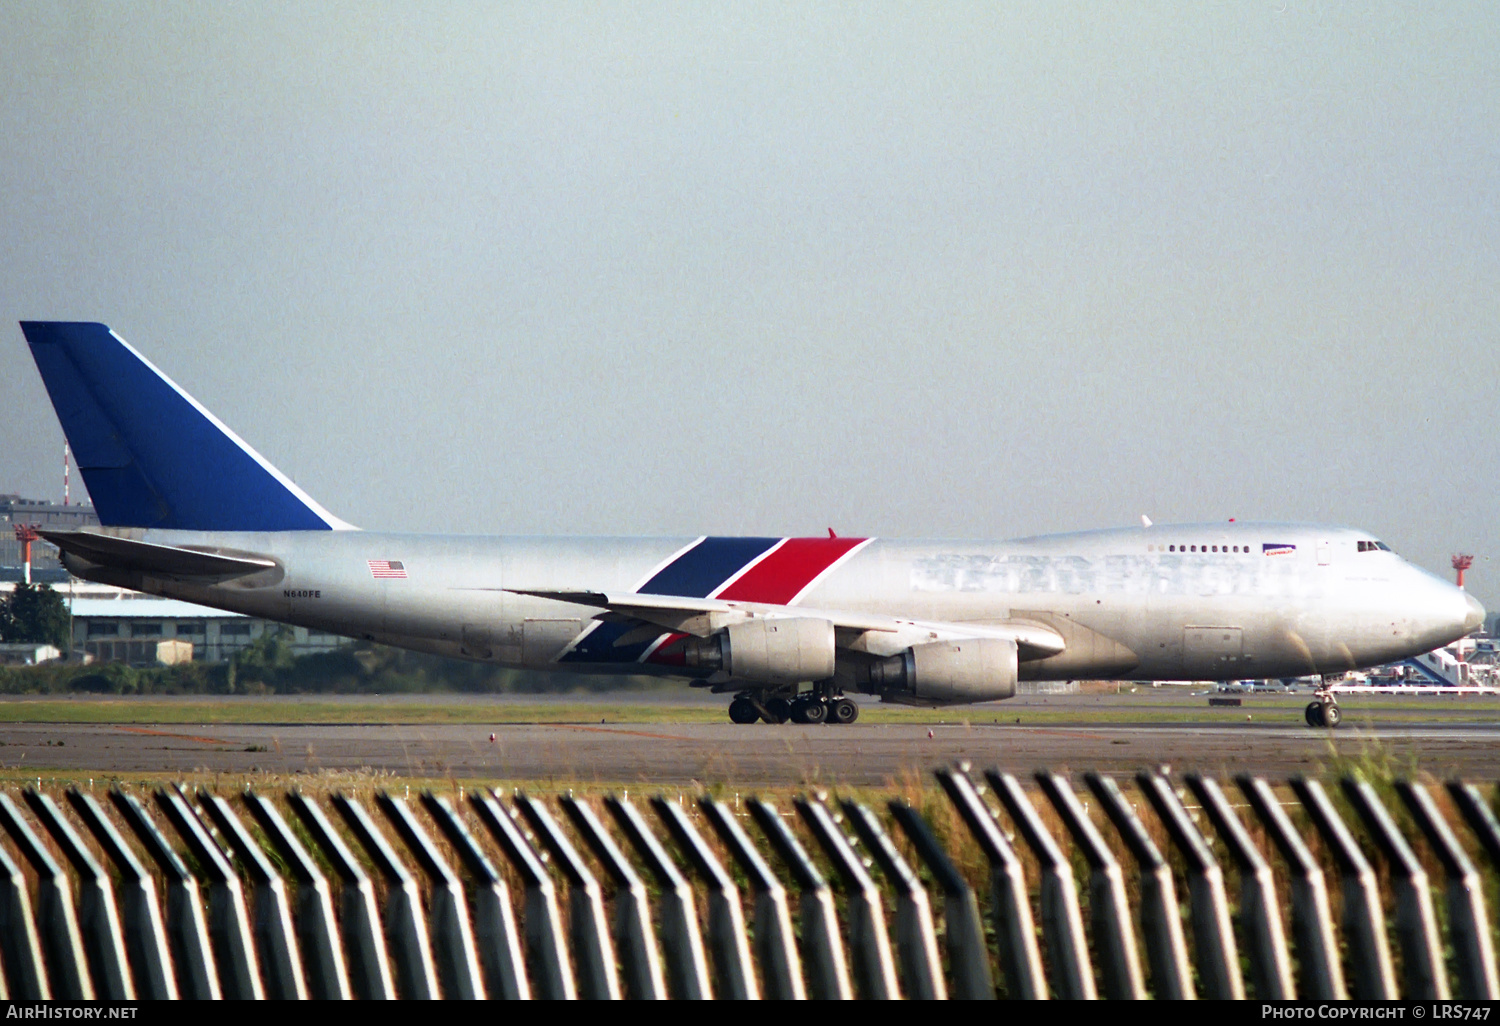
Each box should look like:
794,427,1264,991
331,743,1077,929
1183,626,1245,680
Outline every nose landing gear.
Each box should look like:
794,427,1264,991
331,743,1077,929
1304,692,1342,728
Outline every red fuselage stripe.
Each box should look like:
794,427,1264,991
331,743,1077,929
714,536,867,605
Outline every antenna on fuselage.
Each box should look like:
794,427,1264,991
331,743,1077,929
1140,515,1152,528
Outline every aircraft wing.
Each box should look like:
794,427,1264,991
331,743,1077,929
507,588,1066,659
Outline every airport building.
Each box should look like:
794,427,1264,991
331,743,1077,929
0,581,348,666
67,591,348,665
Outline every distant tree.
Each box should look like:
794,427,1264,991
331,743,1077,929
0,583,71,651
229,625,296,691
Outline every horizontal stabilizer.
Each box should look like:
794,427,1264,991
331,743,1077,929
40,530,278,581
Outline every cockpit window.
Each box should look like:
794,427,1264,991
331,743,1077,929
1357,540,1393,553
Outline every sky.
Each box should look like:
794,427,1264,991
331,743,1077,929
1,3,1496,610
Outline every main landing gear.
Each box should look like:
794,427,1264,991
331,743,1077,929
727,686,859,725
1304,691,1343,728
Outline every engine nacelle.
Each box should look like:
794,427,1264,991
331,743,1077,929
866,638,1018,704
681,617,836,686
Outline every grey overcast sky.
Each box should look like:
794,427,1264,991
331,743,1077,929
1,3,1496,608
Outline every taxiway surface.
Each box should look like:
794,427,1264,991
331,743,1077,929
3,716,1497,784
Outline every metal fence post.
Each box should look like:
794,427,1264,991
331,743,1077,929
611,796,714,999
1397,781,1499,999
154,787,263,1000
378,794,487,1000
67,790,175,1000
1237,776,1346,1000
1136,771,1244,999
110,789,218,1000
0,793,91,999
840,800,946,1000
698,797,800,1000
25,791,133,1000
1342,777,1449,999
1185,775,1293,999
245,791,352,1000
932,768,1037,999
333,793,440,999
653,795,760,1000
1289,777,1397,999
987,771,1096,999
200,794,308,1000
1086,772,1194,999
380,796,489,999
1036,772,1145,1000
1448,781,1500,868
795,797,901,1000
288,791,395,1000
889,798,995,1000
561,795,665,1000
421,793,530,1000
470,791,576,1000
515,793,622,1000
748,799,851,1000
0,801,49,999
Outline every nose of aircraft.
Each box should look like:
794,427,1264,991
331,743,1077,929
1465,592,1486,634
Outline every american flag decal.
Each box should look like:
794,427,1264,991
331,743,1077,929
368,559,407,579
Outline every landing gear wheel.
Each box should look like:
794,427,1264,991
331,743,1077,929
1304,702,1325,727
829,697,859,724
728,698,759,724
763,697,791,724
1323,703,1342,728
792,697,828,724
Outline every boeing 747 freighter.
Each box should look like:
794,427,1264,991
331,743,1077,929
18,322,1484,726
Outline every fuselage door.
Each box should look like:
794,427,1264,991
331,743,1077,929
1183,625,1244,679
1316,540,1331,566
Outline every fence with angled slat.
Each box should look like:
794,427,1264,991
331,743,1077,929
4,768,1500,1000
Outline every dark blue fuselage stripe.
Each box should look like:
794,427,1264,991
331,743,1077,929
564,620,651,663
639,537,781,598
561,536,781,664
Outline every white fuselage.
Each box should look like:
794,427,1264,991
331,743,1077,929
66,521,1483,687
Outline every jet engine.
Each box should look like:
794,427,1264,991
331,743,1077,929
681,617,836,686
866,638,1018,704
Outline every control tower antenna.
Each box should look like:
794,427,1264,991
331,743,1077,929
1452,553,1474,589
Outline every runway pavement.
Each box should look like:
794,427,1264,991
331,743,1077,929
3,716,1498,785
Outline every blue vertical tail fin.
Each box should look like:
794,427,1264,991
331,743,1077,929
20,321,352,531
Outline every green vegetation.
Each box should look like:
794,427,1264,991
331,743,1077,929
0,582,70,650
0,626,668,697
0,690,1499,727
